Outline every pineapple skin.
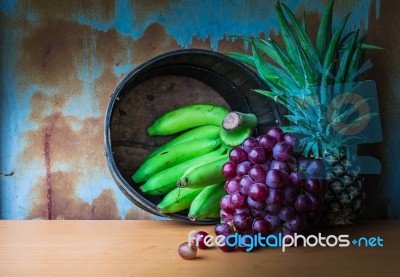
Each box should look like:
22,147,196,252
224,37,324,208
323,150,366,225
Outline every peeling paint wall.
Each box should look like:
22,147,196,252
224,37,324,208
1,0,398,220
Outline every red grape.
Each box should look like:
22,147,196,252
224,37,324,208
265,203,282,215
304,179,321,194
270,160,289,172
249,183,269,202
307,193,324,212
236,161,252,176
265,188,284,206
306,158,326,178
178,242,197,260
249,164,267,183
248,147,267,164
224,179,240,195
220,210,234,224
285,214,306,232
258,135,277,152
235,207,251,215
261,159,271,171
247,196,266,210
242,137,260,153
294,194,310,212
272,142,292,162
239,175,253,195
278,206,296,221
220,195,234,213
284,133,300,150
194,231,209,249
267,127,284,142
230,191,247,209
289,171,306,188
229,147,248,164
215,223,233,236
283,186,298,205
251,208,267,218
266,169,287,188
222,161,237,179
233,213,253,231
264,214,281,231
252,218,271,235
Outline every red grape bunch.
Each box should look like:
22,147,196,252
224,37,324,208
217,127,327,251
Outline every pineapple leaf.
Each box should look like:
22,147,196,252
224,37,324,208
281,2,321,72
275,1,301,65
225,52,255,67
301,11,307,33
346,45,362,82
316,0,334,62
300,136,314,145
285,115,317,135
304,141,316,157
311,141,320,157
360,43,383,50
251,41,301,94
253,89,285,105
349,59,373,81
336,30,359,84
339,30,356,46
252,38,283,66
281,125,310,135
284,114,311,127
254,88,311,121
297,46,319,88
321,13,351,106
336,113,379,136
268,39,305,87
331,98,374,124
341,135,371,145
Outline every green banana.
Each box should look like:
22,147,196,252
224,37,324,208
139,147,227,195
188,183,226,221
147,104,229,136
178,155,229,188
220,112,257,146
145,125,220,160
132,138,221,183
157,187,204,214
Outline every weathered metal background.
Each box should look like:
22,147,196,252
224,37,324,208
1,0,397,220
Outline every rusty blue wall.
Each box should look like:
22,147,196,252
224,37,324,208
1,0,397,220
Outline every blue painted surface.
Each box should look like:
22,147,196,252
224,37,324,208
1,0,395,220
74,0,381,50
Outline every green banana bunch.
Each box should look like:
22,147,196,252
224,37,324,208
188,183,226,221
147,104,229,136
157,187,204,214
139,147,227,195
132,103,252,221
145,125,220,160
178,155,229,188
132,137,221,183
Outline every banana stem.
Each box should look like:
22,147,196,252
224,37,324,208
222,112,257,131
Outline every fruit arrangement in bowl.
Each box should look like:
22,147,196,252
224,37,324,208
133,102,327,230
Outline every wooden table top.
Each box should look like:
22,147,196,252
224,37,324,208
0,220,399,276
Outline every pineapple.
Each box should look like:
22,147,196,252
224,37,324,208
228,0,380,225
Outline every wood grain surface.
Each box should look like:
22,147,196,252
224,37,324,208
0,220,399,276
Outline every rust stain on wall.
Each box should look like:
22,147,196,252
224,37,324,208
16,10,155,219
